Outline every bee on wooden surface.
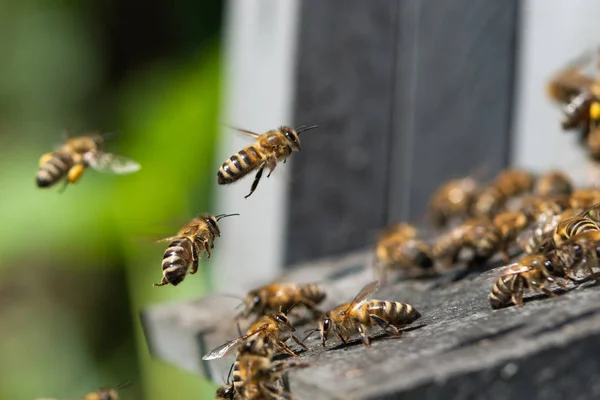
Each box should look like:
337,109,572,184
154,213,239,287
534,171,573,197
552,215,600,248
569,189,600,210
518,194,571,222
317,281,421,348
432,218,502,269
235,282,326,321
554,229,600,282
427,176,479,228
202,311,307,361
516,207,579,255
489,254,569,309
217,124,318,198
473,169,535,217
36,132,140,189
232,337,311,400
492,211,529,261
374,223,434,282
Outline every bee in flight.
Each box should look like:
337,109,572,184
36,132,140,190
202,310,308,361
489,254,569,309
315,280,421,348
217,124,318,198
154,213,239,287
36,381,132,400
235,282,326,322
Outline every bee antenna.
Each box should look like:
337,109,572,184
219,293,245,301
302,328,318,342
295,124,319,135
226,363,234,385
115,381,133,391
284,300,303,314
216,213,241,221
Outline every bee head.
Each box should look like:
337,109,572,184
243,292,262,316
319,317,332,346
281,126,301,151
216,385,235,399
542,258,563,278
273,312,294,332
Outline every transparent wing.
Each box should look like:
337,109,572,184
502,263,532,276
202,327,266,360
345,281,380,313
226,125,261,138
84,151,141,174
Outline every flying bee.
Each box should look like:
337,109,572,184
554,230,600,282
492,211,529,261
489,254,569,309
154,213,239,287
202,311,307,361
552,215,600,248
316,280,421,348
427,176,479,228
432,217,502,269
374,224,434,282
81,382,132,400
217,124,318,198
534,171,573,197
235,282,326,321
36,132,140,189
473,169,534,217
232,337,312,400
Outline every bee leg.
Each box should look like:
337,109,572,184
266,156,278,178
260,382,289,400
511,278,524,307
190,244,199,274
369,314,401,337
279,341,299,357
203,239,212,259
357,324,371,347
153,277,169,287
291,335,310,351
244,165,265,199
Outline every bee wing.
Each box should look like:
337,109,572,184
202,327,266,360
226,125,261,138
345,280,380,313
502,263,532,276
578,202,600,218
155,236,178,244
84,151,141,174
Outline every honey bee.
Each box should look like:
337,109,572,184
569,189,600,210
518,194,570,222
516,207,578,255
202,311,307,361
36,132,140,189
473,169,534,217
489,254,569,309
427,176,479,228
553,229,600,282
432,218,502,268
217,125,318,198
552,215,600,248
235,283,326,321
214,384,236,400
318,281,421,347
492,211,529,261
81,382,132,400
534,171,573,197
374,223,434,281
154,213,239,287
232,337,312,400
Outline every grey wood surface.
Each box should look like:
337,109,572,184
286,0,518,266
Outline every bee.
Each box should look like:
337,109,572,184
214,384,236,400
81,382,132,400
374,223,434,282
217,125,318,198
552,215,600,248
235,283,326,321
318,281,421,347
534,171,573,197
570,189,600,210
427,176,479,228
36,132,140,189
202,311,307,361
473,169,534,217
492,211,529,261
517,207,578,255
432,218,502,268
154,213,239,287
554,230,600,282
232,337,311,400
489,254,569,309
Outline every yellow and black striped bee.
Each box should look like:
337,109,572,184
317,281,421,348
374,222,434,282
492,211,529,261
217,125,318,198
552,215,600,248
236,282,326,321
489,254,569,309
569,189,600,210
36,132,140,189
154,213,238,287
473,169,534,217
427,176,479,228
517,207,578,255
554,230,600,282
534,171,573,197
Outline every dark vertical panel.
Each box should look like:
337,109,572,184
388,0,518,223
286,0,399,266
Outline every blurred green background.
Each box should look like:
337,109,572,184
0,0,224,399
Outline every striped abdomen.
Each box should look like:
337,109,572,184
489,274,523,309
299,284,326,305
468,224,502,262
365,300,421,326
554,217,600,247
36,152,74,188
161,237,194,286
218,145,265,185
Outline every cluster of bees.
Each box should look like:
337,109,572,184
33,51,600,400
